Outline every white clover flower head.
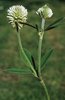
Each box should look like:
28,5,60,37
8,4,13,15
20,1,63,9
36,4,53,19
7,5,28,30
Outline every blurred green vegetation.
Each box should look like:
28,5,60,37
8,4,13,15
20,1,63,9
0,0,65,100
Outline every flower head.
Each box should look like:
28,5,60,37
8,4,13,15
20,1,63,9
36,4,53,19
7,5,28,30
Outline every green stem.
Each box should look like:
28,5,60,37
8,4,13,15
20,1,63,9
38,18,50,100
19,22,39,31
38,38,43,76
40,77,50,100
16,31,37,77
38,18,45,76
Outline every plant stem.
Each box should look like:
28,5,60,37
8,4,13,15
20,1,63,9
38,18,45,76
40,77,50,100
19,22,38,31
38,36,50,100
38,18,50,100
16,31,37,77
38,38,43,76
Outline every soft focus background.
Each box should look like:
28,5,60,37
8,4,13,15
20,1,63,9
0,0,65,100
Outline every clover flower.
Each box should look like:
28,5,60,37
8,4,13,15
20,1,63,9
36,4,53,19
7,5,28,30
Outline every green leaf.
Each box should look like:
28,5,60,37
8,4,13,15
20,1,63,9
48,17,64,27
45,17,64,31
24,49,37,71
6,67,32,75
19,48,32,67
20,48,36,70
23,48,32,64
41,48,53,70
45,25,57,31
31,56,37,71
24,48,36,67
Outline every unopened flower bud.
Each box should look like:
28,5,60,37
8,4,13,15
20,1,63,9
36,4,53,19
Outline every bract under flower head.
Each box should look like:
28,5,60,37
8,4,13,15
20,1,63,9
36,4,53,19
7,5,28,30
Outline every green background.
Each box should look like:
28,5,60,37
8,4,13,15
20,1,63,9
0,0,65,100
